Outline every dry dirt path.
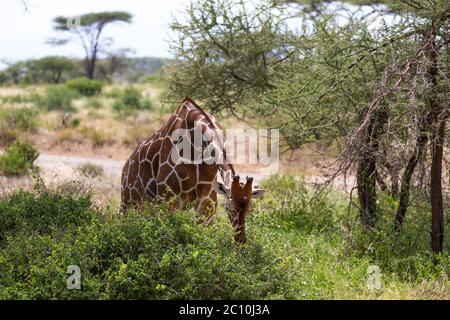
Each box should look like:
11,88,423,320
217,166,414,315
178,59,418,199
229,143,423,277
34,153,355,190
34,153,272,189
1,153,356,202
36,153,124,180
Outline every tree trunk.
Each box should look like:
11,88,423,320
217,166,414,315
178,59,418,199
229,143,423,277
428,35,445,253
395,119,429,230
86,58,96,80
430,119,445,252
356,106,387,228
357,155,377,228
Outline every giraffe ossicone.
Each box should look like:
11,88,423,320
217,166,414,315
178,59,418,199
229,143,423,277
121,97,265,243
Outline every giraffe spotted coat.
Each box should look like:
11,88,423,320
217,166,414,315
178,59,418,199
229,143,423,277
121,97,234,219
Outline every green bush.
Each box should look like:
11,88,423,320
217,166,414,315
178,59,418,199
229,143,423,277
258,175,450,283
66,78,103,97
122,87,142,109
0,185,93,242
0,140,39,175
69,118,81,128
38,85,78,112
0,196,296,299
0,107,38,132
112,87,153,116
0,176,448,299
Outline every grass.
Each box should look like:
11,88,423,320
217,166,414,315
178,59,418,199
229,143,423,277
0,83,170,156
0,175,447,299
86,97,103,110
0,84,447,300
0,107,39,146
0,107,39,133
77,163,104,178
121,123,156,145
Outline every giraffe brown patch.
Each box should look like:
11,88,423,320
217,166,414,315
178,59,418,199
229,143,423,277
198,164,216,182
165,171,181,195
157,163,174,182
137,159,152,187
177,164,197,191
159,138,175,165
197,182,213,198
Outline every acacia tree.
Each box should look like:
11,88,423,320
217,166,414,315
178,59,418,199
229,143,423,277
1,60,27,84
169,0,292,113
337,1,450,252
169,0,450,252
49,12,132,79
282,1,450,252
26,56,76,83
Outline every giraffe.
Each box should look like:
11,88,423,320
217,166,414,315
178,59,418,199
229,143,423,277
121,97,265,243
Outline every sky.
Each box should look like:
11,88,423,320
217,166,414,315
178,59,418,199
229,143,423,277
0,0,388,69
0,0,189,65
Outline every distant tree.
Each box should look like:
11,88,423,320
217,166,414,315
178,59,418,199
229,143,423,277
0,71,8,85
1,61,27,84
48,12,133,79
27,56,76,83
96,48,135,81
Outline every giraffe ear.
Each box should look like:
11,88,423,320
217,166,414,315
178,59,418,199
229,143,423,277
214,181,230,196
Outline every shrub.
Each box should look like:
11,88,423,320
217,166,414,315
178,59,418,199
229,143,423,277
38,85,78,112
69,118,81,128
0,107,38,132
112,87,153,116
122,87,141,109
0,184,94,242
77,163,104,178
0,176,448,300
66,78,103,97
80,126,112,147
0,140,39,175
111,100,127,115
0,128,17,147
0,199,297,299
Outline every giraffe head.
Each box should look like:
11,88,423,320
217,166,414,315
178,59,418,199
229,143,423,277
215,175,265,244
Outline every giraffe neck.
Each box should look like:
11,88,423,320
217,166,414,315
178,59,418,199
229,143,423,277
183,98,236,188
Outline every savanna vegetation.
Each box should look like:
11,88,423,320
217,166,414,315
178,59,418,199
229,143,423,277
0,176,448,299
0,0,448,300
